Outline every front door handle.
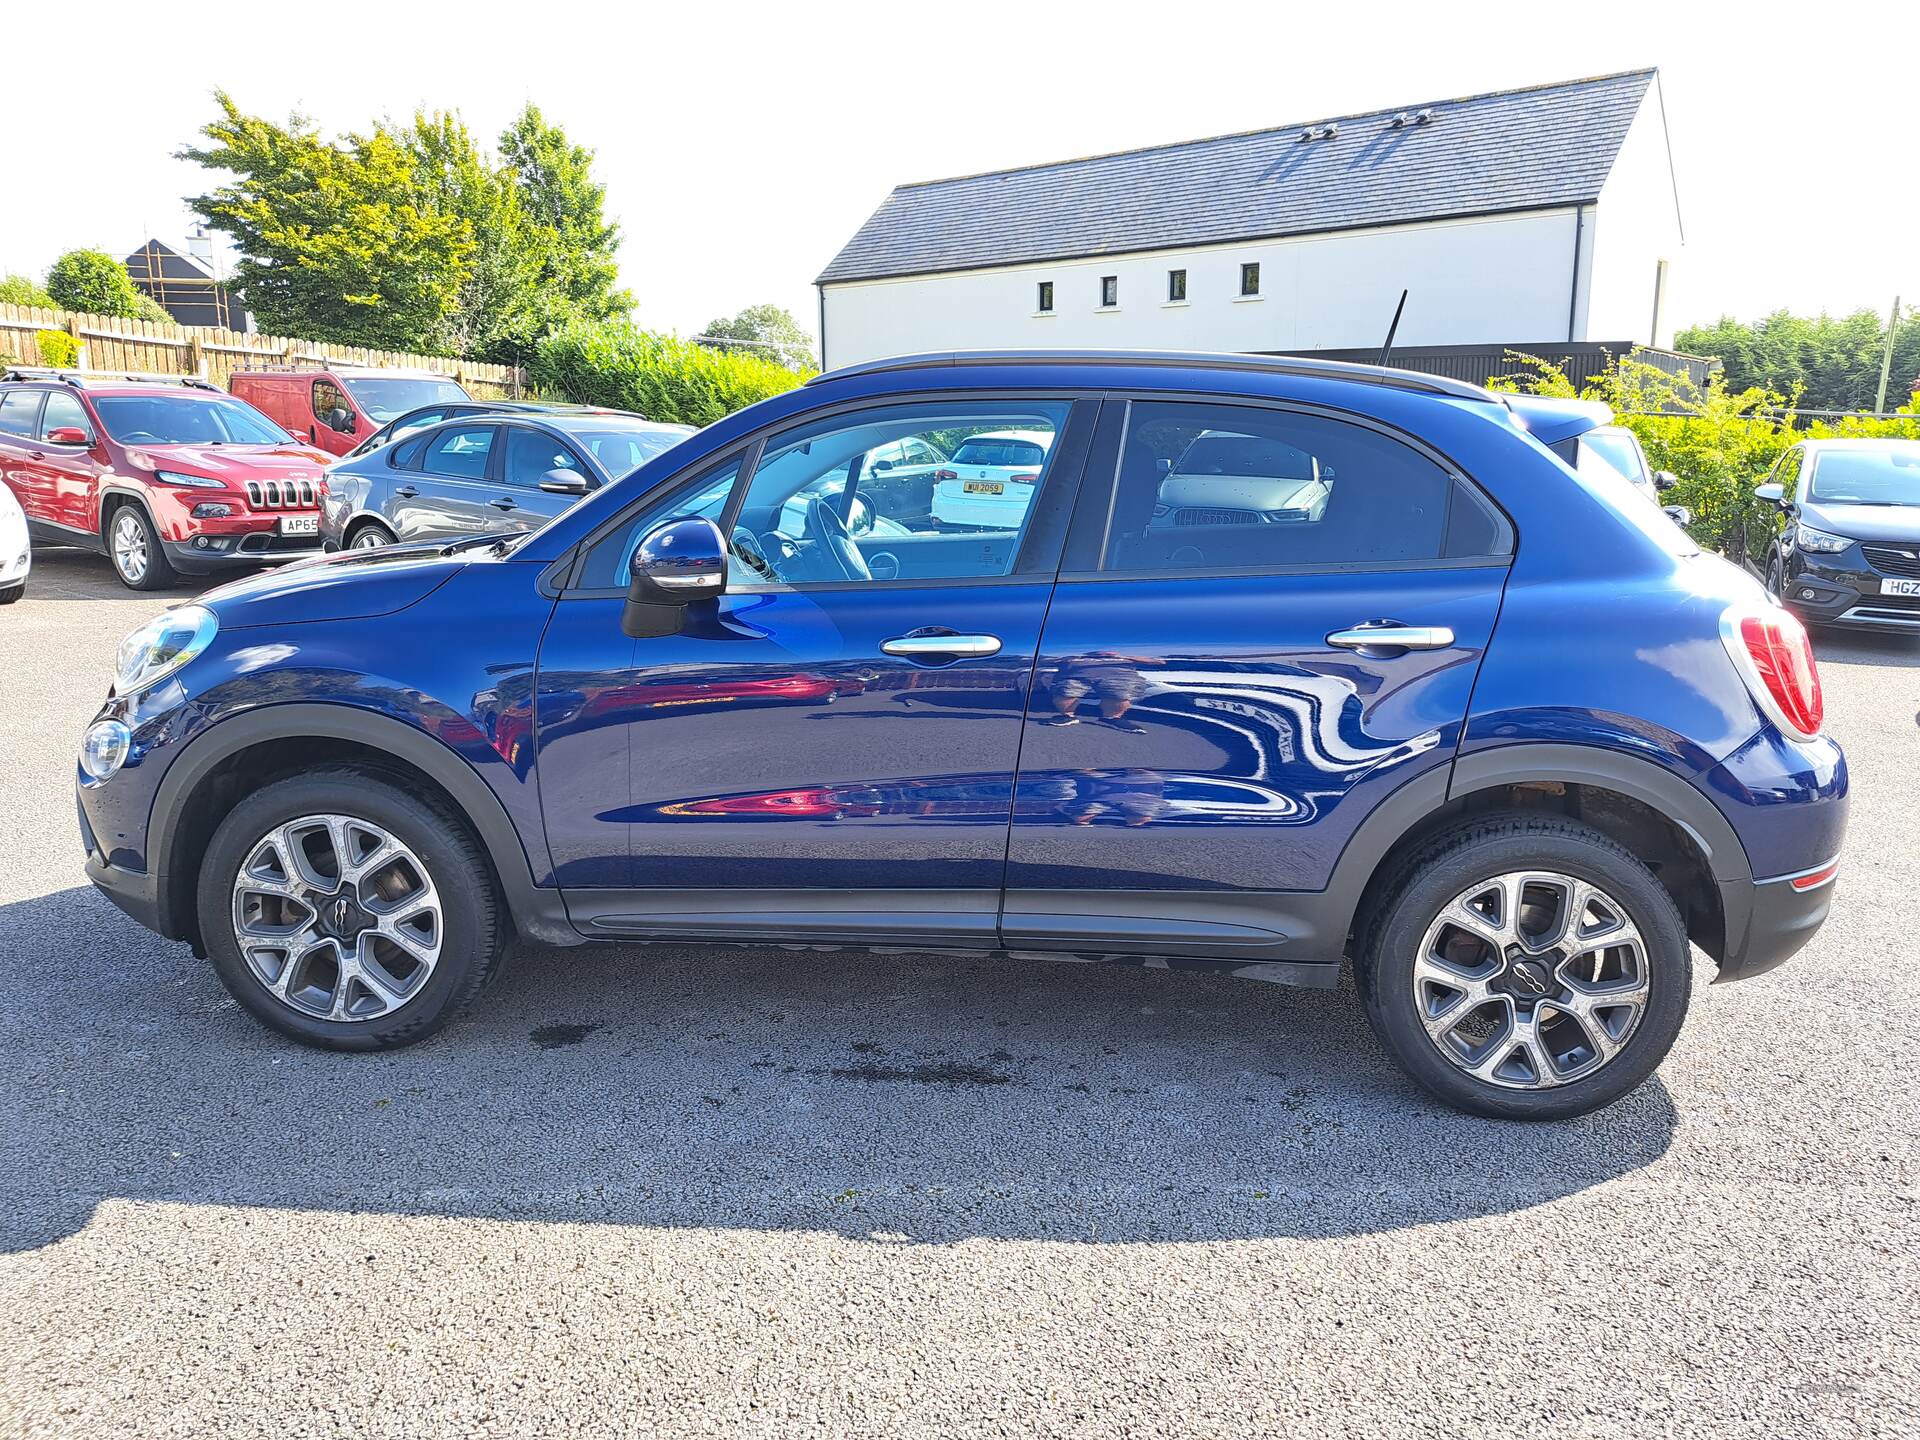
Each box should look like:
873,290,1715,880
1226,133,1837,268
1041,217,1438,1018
393,485,418,499
881,631,1002,659
490,497,519,511
1326,624,1455,652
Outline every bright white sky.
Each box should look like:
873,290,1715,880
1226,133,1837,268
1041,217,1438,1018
7,1,1916,344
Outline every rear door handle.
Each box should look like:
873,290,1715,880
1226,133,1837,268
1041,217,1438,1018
1326,624,1455,652
393,486,418,499
881,631,1002,658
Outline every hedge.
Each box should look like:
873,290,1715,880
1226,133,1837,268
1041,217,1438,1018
1489,352,1920,555
529,321,809,427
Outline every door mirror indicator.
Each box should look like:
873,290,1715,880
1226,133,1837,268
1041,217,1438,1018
45,426,91,446
624,517,728,638
539,469,593,496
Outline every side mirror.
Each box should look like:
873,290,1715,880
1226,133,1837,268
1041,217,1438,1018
1753,482,1785,507
624,517,727,638
45,426,92,446
1662,504,1693,527
538,469,593,496
328,407,356,434
869,458,894,473
1653,469,1679,492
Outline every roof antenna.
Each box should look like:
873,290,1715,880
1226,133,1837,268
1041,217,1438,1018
1378,288,1409,366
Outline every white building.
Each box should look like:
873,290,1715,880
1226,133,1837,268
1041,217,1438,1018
817,70,1683,374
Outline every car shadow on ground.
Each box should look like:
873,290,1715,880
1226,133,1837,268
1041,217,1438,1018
1812,626,1920,670
4,886,1680,1253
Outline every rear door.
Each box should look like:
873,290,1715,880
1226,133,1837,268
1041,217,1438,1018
390,423,500,541
0,389,50,523
1002,396,1513,961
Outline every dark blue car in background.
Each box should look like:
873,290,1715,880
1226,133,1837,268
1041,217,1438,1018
77,351,1847,1119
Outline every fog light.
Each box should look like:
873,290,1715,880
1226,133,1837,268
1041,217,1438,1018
1799,588,1817,601
81,720,132,781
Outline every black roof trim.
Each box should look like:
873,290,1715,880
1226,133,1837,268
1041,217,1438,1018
807,349,1499,403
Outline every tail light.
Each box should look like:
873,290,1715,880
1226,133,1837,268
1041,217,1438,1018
1720,605,1823,740
1010,473,1040,485
934,469,957,482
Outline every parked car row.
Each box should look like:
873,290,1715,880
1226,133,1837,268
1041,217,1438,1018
0,364,683,591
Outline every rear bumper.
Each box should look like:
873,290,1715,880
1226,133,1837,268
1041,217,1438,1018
1714,861,1840,982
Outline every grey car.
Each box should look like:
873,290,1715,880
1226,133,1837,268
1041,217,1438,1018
320,413,694,550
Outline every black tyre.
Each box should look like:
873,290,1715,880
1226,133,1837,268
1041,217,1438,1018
1765,554,1785,603
1357,812,1691,1120
346,519,396,550
0,581,22,605
106,502,178,590
196,767,503,1050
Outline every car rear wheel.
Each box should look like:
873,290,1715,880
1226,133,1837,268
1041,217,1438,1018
1357,813,1691,1120
107,503,177,590
347,520,395,550
196,768,503,1050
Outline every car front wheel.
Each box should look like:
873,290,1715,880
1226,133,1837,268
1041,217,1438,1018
196,768,503,1049
1358,813,1692,1120
107,503,177,590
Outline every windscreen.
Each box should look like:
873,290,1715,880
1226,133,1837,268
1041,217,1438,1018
574,427,692,477
93,395,291,445
1809,446,1920,504
341,377,470,422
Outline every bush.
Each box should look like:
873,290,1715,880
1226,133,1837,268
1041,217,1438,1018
0,274,56,309
529,320,808,426
45,249,165,323
36,330,79,368
1488,351,1920,555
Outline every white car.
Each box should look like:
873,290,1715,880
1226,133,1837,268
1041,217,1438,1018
1150,431,1331,527
930,430,1054,528
0,478,28,604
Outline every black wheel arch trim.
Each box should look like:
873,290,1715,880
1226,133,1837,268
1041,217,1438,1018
146,702,580,948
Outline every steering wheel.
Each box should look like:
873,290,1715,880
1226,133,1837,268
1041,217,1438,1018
802,495,870,583
121,431,161,443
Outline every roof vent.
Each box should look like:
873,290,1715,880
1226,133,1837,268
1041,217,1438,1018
1413,108,1434,126
1298,123,1340,142
1388,112,1411,129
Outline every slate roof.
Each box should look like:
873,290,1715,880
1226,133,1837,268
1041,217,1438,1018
818,69,1657,285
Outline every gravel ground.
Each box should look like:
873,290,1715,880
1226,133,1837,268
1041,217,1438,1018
1,549,1916,1439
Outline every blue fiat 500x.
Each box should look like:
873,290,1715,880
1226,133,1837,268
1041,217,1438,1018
78,352,1847,1119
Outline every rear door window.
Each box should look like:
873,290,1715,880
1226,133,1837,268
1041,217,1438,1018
1088,400,1508,574
420,425,495,480
0,390,45,436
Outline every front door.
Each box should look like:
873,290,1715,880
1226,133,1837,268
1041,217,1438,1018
1002,396,1513,961
533,395,1094,944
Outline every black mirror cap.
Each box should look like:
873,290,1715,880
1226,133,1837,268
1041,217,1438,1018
1662,504,1693,527
627,516,728,605
1653,469,1679,492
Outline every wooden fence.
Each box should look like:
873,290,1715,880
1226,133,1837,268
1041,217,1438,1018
0,303,525,399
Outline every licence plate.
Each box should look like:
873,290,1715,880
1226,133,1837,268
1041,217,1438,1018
279,515,319,536
1883,576,1920,597
963,481,1003,495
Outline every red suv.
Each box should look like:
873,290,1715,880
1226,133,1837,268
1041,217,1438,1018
0,369,333,590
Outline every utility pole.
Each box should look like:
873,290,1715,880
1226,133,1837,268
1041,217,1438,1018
1875,295,1901,414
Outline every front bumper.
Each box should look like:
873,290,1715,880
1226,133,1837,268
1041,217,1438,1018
1781,553,1920,630
163,531,326,573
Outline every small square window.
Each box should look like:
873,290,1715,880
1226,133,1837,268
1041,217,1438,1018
1099,275,1118,308
1167,269,1187,302
1240,262,1261,297
1036,281,1054,313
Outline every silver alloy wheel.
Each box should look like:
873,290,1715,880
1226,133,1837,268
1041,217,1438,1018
1412,870,1650,1090
230,813,443,1022
350,526,390,549
112,511,149,583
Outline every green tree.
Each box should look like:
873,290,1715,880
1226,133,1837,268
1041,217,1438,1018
180,92,474,350
44,250,171,323
498,105,631,333
1677,307,1920,412
701,303,815,370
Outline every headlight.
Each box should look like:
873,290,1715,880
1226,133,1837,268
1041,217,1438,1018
114,605,218,695
1795,524,1851,554
152,469,227,490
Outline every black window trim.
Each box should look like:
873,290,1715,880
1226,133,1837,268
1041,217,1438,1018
1036,280,1054,313
1240,261,1261,297
1056,392,1515,583
1167,268,1187,303
551,388,1103,599
1099,275,1118,308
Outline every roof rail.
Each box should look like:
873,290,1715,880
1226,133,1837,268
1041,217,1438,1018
2,367,220,391
807,349,1498,402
